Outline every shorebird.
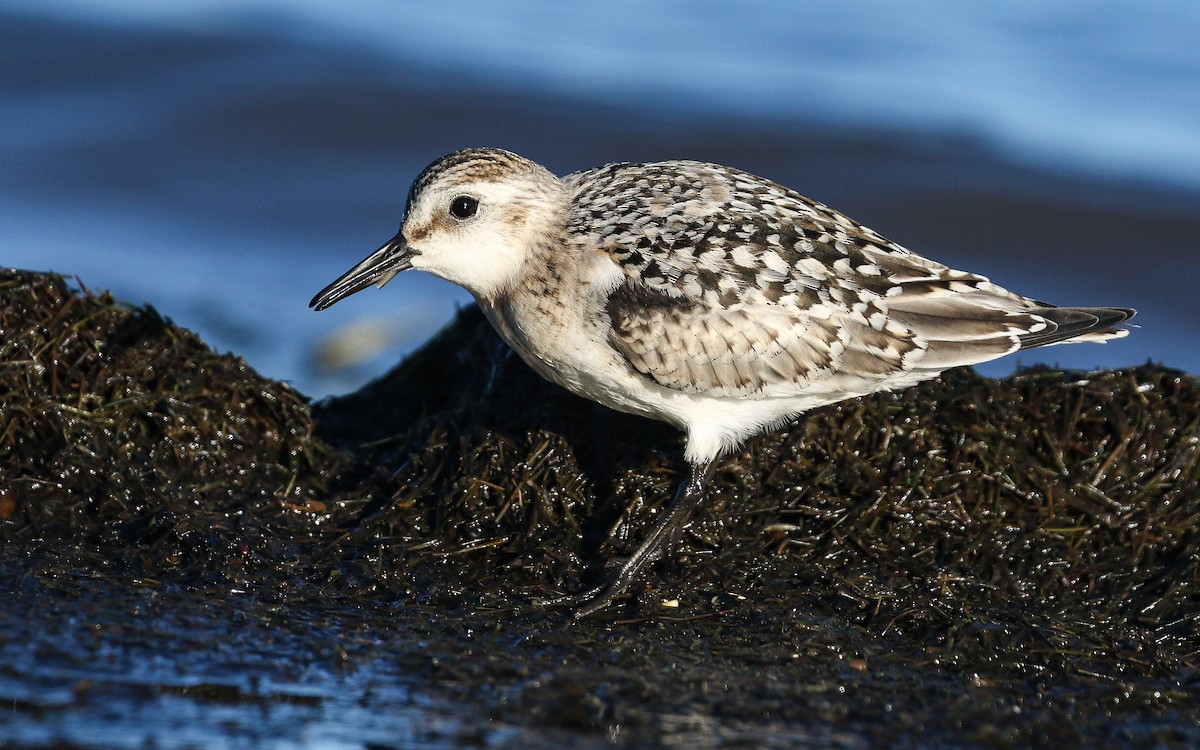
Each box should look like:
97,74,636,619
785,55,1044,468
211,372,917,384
310,147,1134,616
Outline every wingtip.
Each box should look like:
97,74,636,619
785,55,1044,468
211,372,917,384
1019,305,1138,349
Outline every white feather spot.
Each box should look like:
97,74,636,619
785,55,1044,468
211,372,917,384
697,248,725,271
730,245,757,268
761,250,789,275
794,257,831,280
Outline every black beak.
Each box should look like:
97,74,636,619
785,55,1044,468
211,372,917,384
309,232,414,311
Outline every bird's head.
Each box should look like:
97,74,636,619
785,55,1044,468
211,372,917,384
310,147,565,310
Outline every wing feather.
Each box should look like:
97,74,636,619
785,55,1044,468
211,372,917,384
570,160,1132,397
604,283,917,397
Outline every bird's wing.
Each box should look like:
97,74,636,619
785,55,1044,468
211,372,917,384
568,161,1111,398
603,280,920,398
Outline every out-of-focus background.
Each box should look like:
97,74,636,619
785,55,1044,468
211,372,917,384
4,0,1197,398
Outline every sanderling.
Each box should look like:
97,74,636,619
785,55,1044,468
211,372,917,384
310,147,1134,616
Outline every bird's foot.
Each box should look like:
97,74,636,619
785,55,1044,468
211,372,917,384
533,580,627,618
536,461,713,618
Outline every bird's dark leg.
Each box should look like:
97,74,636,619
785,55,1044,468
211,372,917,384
538,460,714,618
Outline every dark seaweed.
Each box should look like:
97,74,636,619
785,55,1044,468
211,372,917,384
2,269,1197,748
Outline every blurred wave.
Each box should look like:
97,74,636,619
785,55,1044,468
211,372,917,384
2,1,1196,396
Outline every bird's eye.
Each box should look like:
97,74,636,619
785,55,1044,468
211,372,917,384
449,195,478,220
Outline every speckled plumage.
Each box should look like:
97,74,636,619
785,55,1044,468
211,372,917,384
311,147,1135,615
565,157,1128,402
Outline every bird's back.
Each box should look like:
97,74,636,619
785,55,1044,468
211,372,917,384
560,160,1132,405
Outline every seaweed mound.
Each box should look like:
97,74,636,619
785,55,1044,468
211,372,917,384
0,270,384,586
317,302,1200,678
3,269,1198,747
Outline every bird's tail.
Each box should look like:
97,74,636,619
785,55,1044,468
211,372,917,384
1018,305,1136,349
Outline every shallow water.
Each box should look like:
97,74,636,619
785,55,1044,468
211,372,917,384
1,585,526,749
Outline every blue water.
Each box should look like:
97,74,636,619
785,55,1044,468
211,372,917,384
2,0,1198,397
